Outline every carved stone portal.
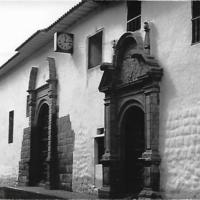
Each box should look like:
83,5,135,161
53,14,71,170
18,57,58,189
98,30,163,199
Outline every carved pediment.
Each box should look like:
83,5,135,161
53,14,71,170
116,32,155,86
99,30,163,93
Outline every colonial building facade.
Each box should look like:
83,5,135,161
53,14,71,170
0,0,200,199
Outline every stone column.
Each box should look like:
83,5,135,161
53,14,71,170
25,90,37,186
139,86,161,199
99,94,120,198
46,79,58,189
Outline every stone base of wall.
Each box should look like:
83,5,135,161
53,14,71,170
18,116,74,190
73,176,98,195
161,107,200,199
18,127,31,186
57,115,74,191
0,176,17,187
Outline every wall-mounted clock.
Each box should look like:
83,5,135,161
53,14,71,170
54,32,73,53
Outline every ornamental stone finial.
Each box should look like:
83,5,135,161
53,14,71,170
144,21,150,55
112,39,117,50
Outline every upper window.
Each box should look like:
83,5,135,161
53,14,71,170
127,1,141,32
95,136,104,164
88,31,103,69
192,1,200,43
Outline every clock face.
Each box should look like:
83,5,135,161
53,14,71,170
57,33,73,51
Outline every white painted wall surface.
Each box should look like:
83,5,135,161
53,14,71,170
65,3,127,193
142,1,200,198
0,44,54,186
0,2,127,193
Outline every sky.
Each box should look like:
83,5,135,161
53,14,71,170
0,0,80,66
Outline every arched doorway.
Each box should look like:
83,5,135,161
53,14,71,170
31,103,49,186
98,32,163,198
121,106,145,197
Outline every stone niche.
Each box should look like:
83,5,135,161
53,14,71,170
98,30,163,199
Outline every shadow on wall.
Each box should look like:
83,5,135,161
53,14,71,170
148,19,178,194
150,22,158,59
159,67,177,193
57,115,75,191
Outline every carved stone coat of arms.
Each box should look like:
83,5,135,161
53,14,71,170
119,48,148,84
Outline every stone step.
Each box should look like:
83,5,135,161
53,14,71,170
0,186,97,199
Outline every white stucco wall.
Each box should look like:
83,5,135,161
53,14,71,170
0,65,29,186
0,1,127,192
65,3,127,193
0,44,54,186
142,1,200,198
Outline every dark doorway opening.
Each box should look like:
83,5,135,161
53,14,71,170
121,106,145,197
30,103,49,186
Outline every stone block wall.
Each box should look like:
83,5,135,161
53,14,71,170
18,127,31,186
0,177,17,187
57,115,74,191
161,106,200,198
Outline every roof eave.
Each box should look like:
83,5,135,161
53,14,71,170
0,0,101,77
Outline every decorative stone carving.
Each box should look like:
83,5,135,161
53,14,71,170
144,22,150,55
28,67,38,91
119,54,149,83
47,57,57,81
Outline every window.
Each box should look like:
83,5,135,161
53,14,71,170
127,1,141,32
8,110,14,143
88,31,103,69
192,1,200,43
94,128,104,164
94,130,104,188
95,137,104,164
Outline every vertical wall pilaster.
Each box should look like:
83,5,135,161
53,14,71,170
46,78,58,189
28,90,37,186
138,86,161,199
42,57,58,189
99,94,120,198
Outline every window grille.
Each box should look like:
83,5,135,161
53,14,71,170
127,15,141,32
192,1,200,43
127,1,141,32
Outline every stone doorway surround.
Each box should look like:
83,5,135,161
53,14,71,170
18,57,58,189
98,23,163,199
18,57,74,191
